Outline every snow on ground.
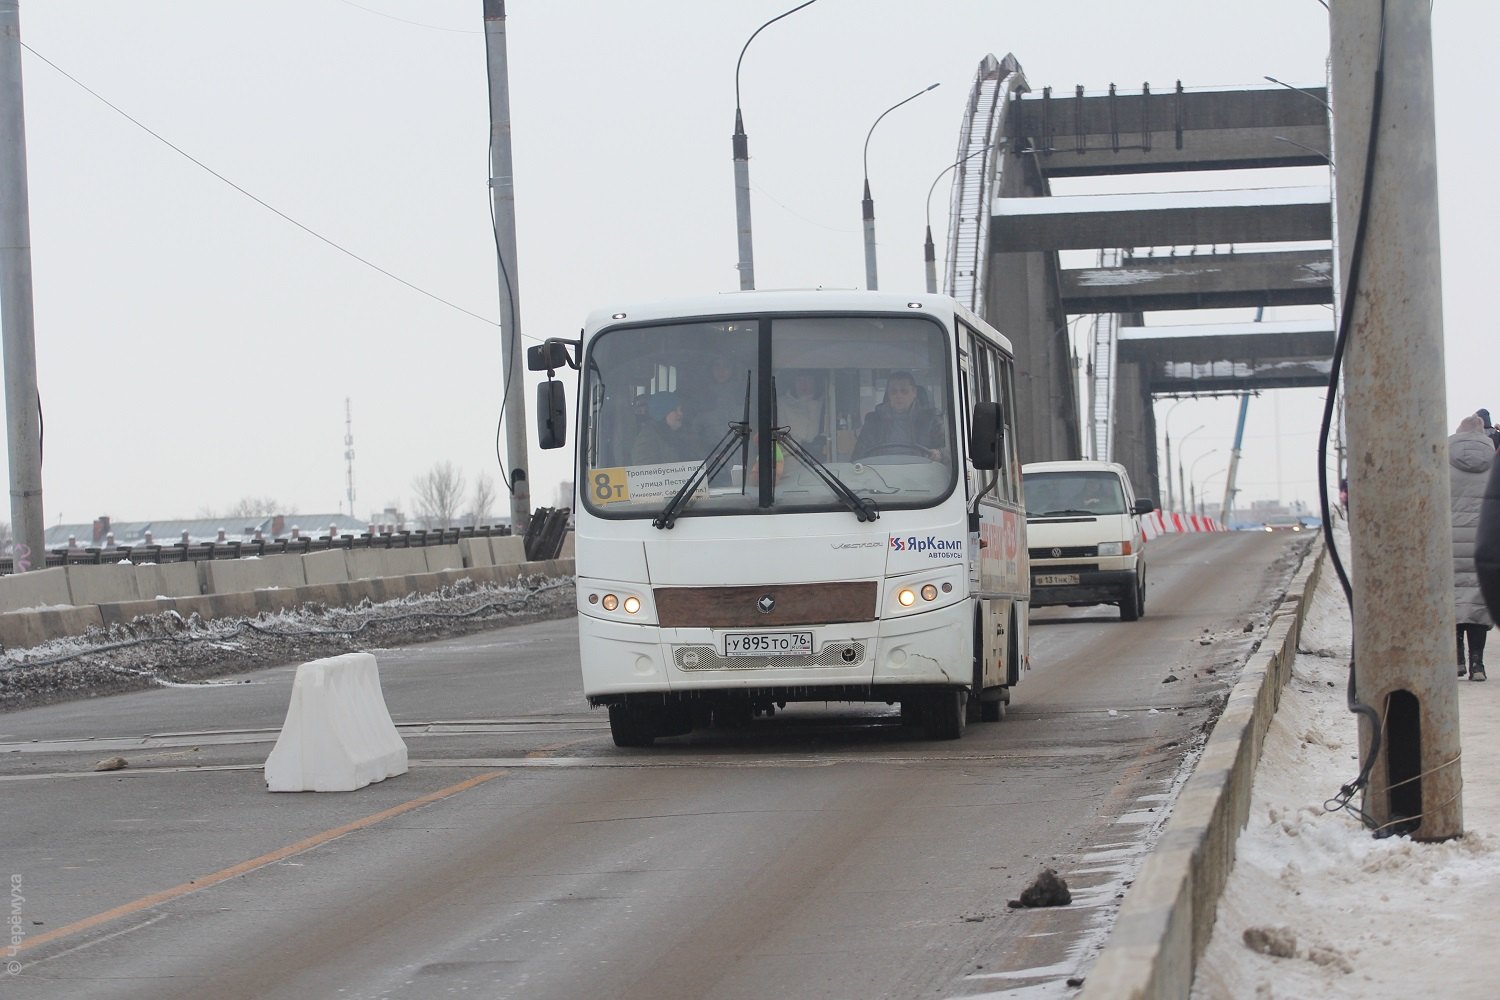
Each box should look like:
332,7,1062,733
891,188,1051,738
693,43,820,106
1192,525,1500,999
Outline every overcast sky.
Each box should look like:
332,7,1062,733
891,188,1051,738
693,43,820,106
1,1,1487,526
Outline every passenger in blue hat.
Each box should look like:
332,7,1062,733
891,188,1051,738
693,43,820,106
631,391,701,465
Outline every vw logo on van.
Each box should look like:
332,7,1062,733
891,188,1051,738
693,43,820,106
757,595,776,614
1051,547,1062,558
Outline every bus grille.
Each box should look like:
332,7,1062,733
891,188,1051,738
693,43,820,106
673,642,867,671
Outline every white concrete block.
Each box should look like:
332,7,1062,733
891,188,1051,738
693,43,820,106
0,566,73,612
264,652,408,792
302,548,350,585
491,535,526,566
135,561,201,599
424,543,465,573
458,537,494,568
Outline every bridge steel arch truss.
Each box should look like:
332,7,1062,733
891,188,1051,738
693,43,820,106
945,53,1334,504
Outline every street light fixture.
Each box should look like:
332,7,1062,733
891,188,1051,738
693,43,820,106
923,143,992,294
731,0,821,291
1162,400,1190,512
1175,423,1205,514
863,82,940,290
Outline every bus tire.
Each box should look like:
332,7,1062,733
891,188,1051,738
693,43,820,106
980,696,1005,723
924,689,967,740
608,704,657,747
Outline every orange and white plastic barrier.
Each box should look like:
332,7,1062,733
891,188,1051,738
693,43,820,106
1141,510,1226,539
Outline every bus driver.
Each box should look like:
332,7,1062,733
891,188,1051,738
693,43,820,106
852,371,946,463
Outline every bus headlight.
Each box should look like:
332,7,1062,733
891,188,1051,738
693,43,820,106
898,588,917,607
623,595,641,615
601,594,619,611
920,584,938,602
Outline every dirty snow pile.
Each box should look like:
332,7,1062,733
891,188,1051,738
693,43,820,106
1191,527,1500,999
0,574,576,711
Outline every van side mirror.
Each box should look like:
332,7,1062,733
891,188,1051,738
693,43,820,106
1134,498,1156,515
536,381,568,450
969,401,1005,470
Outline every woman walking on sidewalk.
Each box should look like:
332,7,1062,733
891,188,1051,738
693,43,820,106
1451,414,1495,680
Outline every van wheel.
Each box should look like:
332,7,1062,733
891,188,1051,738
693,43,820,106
923,690,967,740
608,705,657,747
1120,578,1142,622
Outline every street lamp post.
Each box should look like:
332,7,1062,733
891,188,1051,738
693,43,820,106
923,143,991,294
863,82,939,290
1188,450,1220,516
1162,399,1189,513
732,0,820,291
1176,424,1205,514
1196,467,1228,517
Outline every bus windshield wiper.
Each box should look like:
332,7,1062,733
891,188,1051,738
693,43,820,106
776,428,880,523
651,422,751,529
653,372,754,530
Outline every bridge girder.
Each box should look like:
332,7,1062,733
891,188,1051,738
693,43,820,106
1060,249,1333,314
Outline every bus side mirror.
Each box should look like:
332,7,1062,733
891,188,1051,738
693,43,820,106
536,380,568,450
527,341,574,373
969,401,1004,470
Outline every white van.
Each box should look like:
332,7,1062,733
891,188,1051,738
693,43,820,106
1021,460,1155,621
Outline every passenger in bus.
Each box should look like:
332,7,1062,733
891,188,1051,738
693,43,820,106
852,371,946,463
778,371,829,458
631,392,701,465
689,358,748,444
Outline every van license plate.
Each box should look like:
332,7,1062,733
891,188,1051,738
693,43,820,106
723,631,813,656
1036,573,1079,586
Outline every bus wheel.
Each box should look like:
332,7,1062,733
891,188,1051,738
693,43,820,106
980,694,1006,723
900,700,923,727
608,705,657,748
923,690,967,740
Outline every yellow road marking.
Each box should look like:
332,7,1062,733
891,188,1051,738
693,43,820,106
15,769,505,955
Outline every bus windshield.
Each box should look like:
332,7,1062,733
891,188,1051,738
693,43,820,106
580,313,956,519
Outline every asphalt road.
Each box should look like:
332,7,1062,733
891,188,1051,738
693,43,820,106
0,530,1315,999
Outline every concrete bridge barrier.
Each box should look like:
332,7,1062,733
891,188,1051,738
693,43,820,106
263,652,408,792
201,553,307,595
1078,541,1321,999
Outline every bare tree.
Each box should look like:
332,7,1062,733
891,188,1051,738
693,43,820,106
226,496,280,518
470,473,497,527
412,461,467,529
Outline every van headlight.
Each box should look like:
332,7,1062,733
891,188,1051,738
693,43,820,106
1098,541,1127,556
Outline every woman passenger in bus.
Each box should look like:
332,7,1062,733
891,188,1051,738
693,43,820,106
851,371,946,463
631,392,702,466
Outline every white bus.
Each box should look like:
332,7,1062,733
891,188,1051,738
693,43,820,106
530,289,1029,746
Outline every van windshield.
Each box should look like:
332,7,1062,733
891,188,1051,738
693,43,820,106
1023,471,1128,517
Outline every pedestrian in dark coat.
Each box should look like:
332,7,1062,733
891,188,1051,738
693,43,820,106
1477,456,1500,626
1478,407,1500,451
1451,414,1495,679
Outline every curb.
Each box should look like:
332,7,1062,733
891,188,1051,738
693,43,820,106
1078,539,1323,999
0,560,576,653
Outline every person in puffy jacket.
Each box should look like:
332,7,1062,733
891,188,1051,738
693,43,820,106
852,371,946,463
1451,414,1495,680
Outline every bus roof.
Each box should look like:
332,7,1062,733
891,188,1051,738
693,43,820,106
580,289,1012,354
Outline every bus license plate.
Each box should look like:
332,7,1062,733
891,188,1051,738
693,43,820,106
723,631,813,657
1036,573,1079,586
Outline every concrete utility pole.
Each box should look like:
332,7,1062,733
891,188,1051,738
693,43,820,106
1332,0,1461,839
0,1,44,571
483,0,531,534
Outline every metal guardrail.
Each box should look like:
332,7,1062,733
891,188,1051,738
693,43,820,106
1,521,528,576
523,507,571,561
